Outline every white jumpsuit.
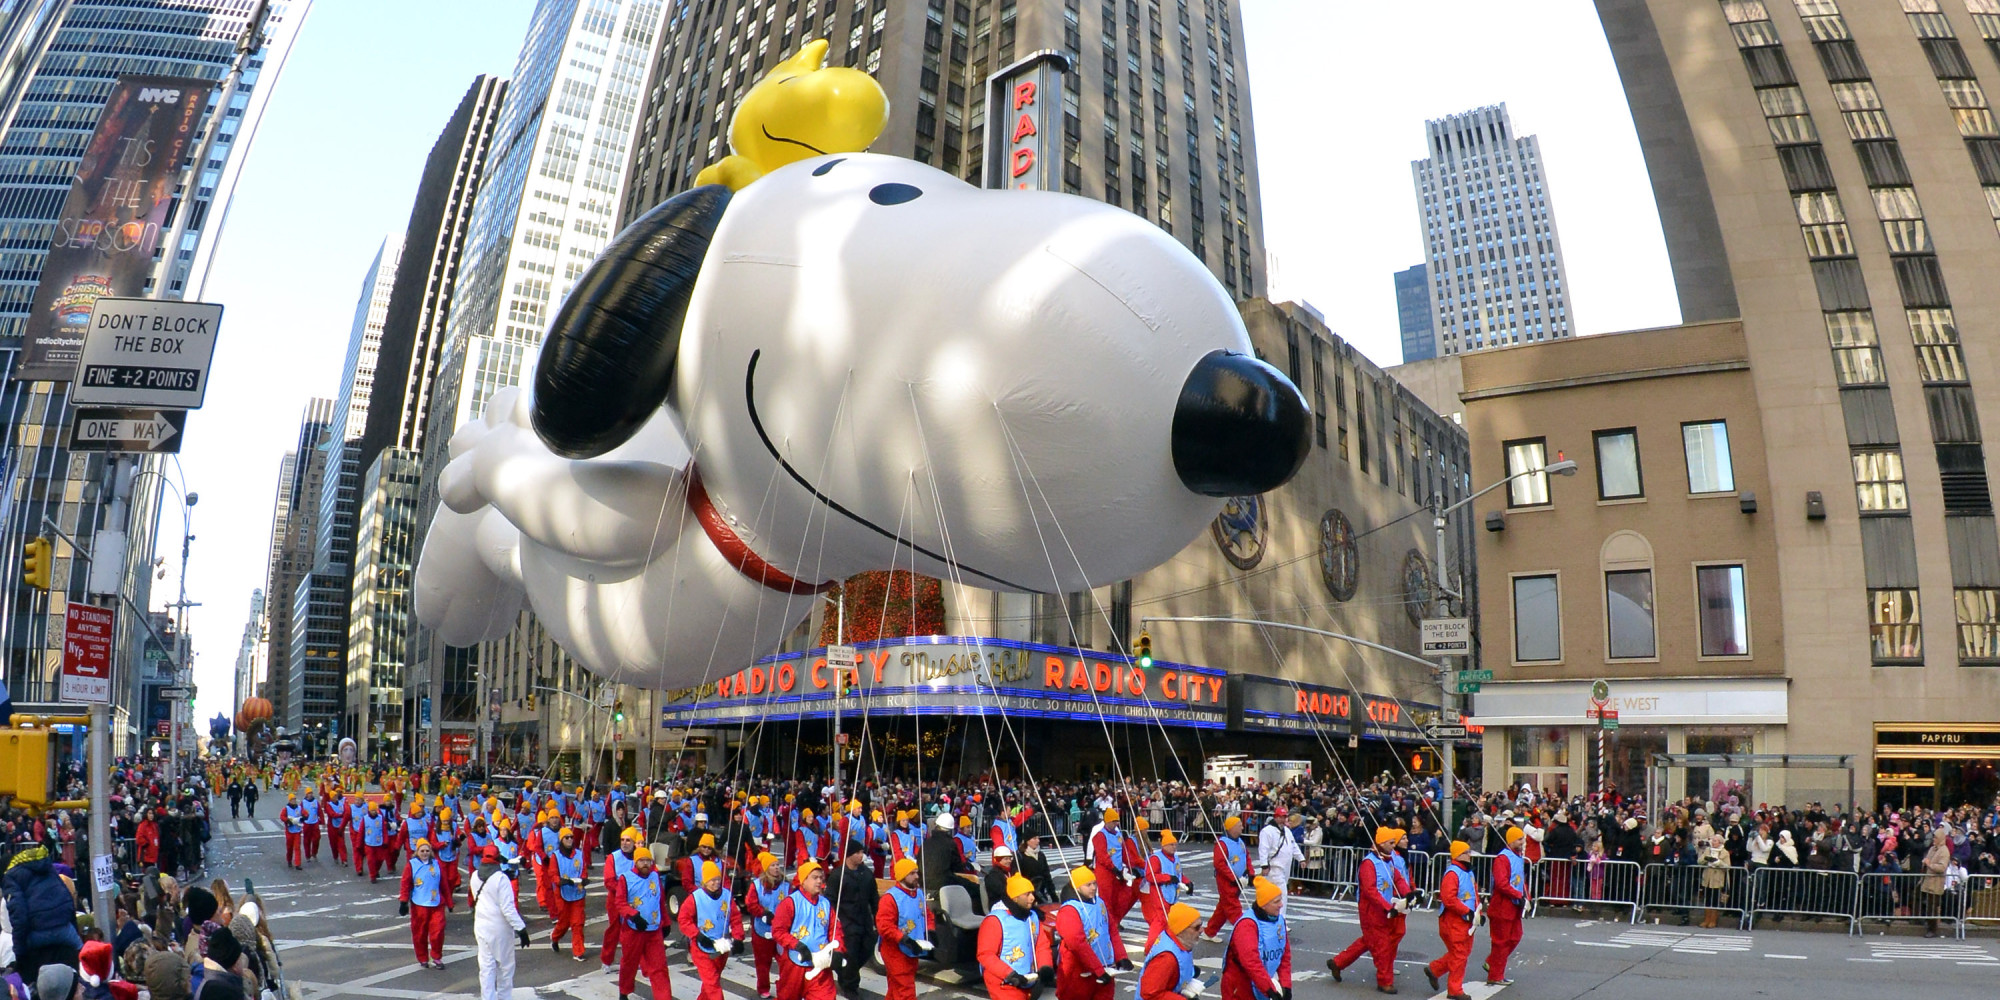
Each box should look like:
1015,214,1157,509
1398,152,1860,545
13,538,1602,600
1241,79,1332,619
471,867,527,1000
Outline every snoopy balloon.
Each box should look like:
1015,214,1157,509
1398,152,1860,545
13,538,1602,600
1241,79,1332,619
413,43,1312,690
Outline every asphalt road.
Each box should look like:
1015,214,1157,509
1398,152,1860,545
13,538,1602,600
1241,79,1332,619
203,816,1996,1000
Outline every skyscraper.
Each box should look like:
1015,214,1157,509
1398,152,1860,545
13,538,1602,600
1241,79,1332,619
233,589,265,728
1412,104,1573,356
1394,263,1436,363
265,399,332,730
620,0,1268,297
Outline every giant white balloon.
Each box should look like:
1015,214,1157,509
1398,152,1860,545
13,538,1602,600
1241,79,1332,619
413,153,1309,690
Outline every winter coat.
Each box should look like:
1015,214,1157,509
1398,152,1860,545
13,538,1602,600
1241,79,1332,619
1,848,79,955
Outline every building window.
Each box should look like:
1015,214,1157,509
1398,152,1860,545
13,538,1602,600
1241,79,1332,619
1605,569,1656,659
1696,564,1750,656
1852,449,1910,512
1870,588,1922,664
1956,588,2000,663
1504,437,1550,507
1594,428,1642,499
1512,573,1561,662
1682,421,1735,494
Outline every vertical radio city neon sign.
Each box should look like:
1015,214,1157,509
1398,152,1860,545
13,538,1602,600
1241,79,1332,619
983,51,1071,192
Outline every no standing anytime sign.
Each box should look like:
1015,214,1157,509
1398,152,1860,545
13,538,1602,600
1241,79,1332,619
72,298,222,409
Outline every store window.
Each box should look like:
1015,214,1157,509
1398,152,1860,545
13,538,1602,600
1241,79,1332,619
1504,437,1550,507
1512,573,1561,662
1686,728,1757,806
1696,563,1750,656
1509,726,1569,799
1594,428,1643,499
1682,420,1735,494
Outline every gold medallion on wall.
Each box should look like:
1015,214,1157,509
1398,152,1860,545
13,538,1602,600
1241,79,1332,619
1319,508,1358,601
1211,495,1267,570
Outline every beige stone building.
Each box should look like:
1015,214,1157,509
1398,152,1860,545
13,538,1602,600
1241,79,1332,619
1457,0,2000,810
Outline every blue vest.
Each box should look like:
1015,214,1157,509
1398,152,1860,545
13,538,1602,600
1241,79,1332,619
1499,848,1525,894
555,848,587,902
587,799,606,823
1140,931,1195,992
894,828,920,858
1221,836,1248,879
470,828,493,851
327,798,346,827
996,820,1019,854
623,869,664,930
497,838,522,863
364,812,386,846
751,878,785,936
692,887,733,946
443,794,462,818
1448,862,1477,912
1364,853,1395,901
749,812,770,840
1390,852,1409,883
409,858,443,908
348,800,366,825
1100,829,1131,869
302,799,320,824
1061,897,1114,965
611,850,637,879
1235,914,1286,1000
988,904,1040,976
783,890,832,965
283,805,302,833
1152,851,1182,905
955,832,978,860
407,815,432,845
435,824,459,862
890,885,930,956
799,827,822,859
679,808,698,831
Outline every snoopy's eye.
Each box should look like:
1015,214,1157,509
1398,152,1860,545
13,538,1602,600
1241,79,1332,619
869,183,923,205
812,159,845,176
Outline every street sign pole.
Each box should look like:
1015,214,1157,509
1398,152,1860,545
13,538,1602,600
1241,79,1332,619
1432,498,1456,837
1590,680,1612,798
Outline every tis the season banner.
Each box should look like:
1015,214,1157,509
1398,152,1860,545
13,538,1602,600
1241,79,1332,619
16,75,209,382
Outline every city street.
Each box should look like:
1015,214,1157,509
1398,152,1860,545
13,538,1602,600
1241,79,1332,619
207,819,1998,1000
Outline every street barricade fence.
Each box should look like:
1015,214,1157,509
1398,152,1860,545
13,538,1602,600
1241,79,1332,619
1638,863,1750,929
1293,844,1362,899
1855,870,1967,939
1967,874,2000,930
1749,867,1860,934
1529,858,1641,923
1426,851,1500,912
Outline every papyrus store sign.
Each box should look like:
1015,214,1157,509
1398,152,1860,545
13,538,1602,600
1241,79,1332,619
657,635,1228,728
983,51,1071,192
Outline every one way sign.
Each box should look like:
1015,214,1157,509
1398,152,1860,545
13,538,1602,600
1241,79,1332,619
70,407,185,453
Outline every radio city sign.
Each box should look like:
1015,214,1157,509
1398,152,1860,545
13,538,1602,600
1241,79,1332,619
984,51,1070,192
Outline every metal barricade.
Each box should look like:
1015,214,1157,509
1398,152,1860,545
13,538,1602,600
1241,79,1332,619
1292,844,1361,899
1529,858,1641,924
1639,863,1750,929
1966,874,2000,930
1404,849,1438,910
1748,867,1860,935
1855,870,1967,939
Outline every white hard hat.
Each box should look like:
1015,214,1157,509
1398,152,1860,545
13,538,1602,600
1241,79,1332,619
936,813,953,831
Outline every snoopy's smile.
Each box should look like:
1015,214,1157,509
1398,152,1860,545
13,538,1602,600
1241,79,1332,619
741,348,1036,592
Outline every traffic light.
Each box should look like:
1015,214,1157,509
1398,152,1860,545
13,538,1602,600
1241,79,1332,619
21,537,50,591
1134,630,1153,668
0,729,51,805
1410,749,1440,775
526,692,536,711
611,699,625,723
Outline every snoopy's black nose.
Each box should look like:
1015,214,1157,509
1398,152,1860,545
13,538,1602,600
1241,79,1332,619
1172,350,1312,497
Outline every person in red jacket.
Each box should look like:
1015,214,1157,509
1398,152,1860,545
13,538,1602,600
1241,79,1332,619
1203,817,1251,941
1137,903,1204,1000
875,858,934,1000
1424,841,1478,1000
1326,827,1406,992
743,853,788,1000
1483,826,1527,987
1222,878,1289,1000
396,838,449,969
1091,809,1144,925
789,809,826,869
1055,867,1129,1000
977,874,1053,1000
679,859,746,1000
135,809,160,869
1139,832,1195,947
773,860,843,1000
609,845,671,1000
677,833,725,897
599,826,641,972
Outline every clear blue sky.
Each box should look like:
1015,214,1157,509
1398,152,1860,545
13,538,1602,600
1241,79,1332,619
182,0,1679,726
184,0,534,723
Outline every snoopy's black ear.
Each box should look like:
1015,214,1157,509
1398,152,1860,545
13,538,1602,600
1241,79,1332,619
531,184,732,459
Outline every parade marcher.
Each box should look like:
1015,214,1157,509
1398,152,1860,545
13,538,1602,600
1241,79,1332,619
790,810,825,870
1090,809,1143,924
599,826,642,972
548,827,589,960
397,838,449,970
1254,811,1301,915
1223,879,1289,1000
976,874,1052,1000
1136,903,1205,1000
1203,816,1252,942
1482,827,1527,988
611,846,673,1000
301,788,322,862
745,853,788,1000
434,808,462,911
875,859,933,1000
363,801,390,881
471,847,531,1000
347,794,368,875
889,812,922,869
1140,832,1194,947
1055,867,1129,1000
834,841,879,1000
281,795,304,871
327,787,348,866
1326,827,1406,993
679,858,745,1000
773,860,843,1000
1423,842,1478,1000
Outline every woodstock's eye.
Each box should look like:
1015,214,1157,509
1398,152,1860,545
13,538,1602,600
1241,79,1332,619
869,183,923,205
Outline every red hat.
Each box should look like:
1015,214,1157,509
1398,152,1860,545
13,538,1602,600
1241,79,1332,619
1274,807,1288,818
482,845,501,863
79,941,113,985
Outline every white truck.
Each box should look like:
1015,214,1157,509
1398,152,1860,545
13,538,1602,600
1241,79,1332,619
1204,755,1313,787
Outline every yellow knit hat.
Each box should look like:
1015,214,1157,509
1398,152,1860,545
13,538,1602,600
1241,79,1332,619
1005,874,1035,900
1069,867,1096,890
1374,826,1399,847
700,861,723,885
1167,902,1201,935
892,858,919,881
634,845,653,861
1450,840,1472,858
1254,877,1282,909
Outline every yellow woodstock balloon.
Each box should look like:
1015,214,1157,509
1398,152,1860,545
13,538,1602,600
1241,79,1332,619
694,38,888,191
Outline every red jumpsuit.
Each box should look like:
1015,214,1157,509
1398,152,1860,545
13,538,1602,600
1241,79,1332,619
599,850,637,969
1091,827,1143,925
1204,836,1252,938
282,805,304,868
1055,899,1127,1000
1329,852,1400,989
773,890,844,1000
790,827,826,869
398,859,448,966
303,802,321,860
678,887,746,1000
1221,914,1289,1000
610,868,672,998
1425,864,1477,996
744,876,788,997
1485,849,1526,983
977,908,1053,1000
876,885,934,1000
1139,946,1195,1000
1138,852,1188,946
327,798,348,864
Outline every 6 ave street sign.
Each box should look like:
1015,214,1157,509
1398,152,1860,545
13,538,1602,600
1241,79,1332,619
69,407,184,453
72,298,222,409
